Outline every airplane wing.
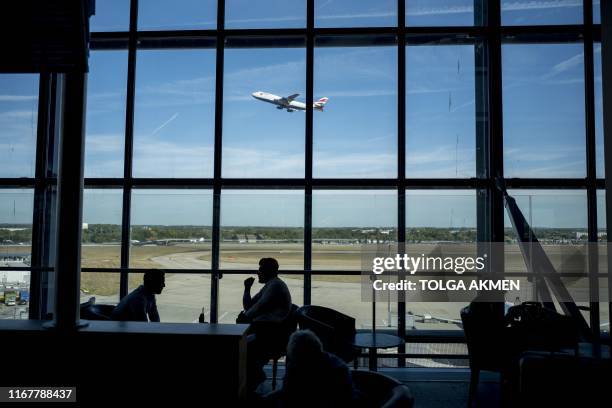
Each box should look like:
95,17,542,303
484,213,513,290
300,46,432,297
279,93,300,104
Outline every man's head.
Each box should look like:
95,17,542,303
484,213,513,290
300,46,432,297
143,270,166,294
257,257,279,283
287,330,323,364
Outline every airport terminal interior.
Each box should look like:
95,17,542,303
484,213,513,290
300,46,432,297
1,0,611,406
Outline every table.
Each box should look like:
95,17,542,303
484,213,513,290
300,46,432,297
352,332,405,371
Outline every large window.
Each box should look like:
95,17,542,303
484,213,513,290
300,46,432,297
5,0,603,358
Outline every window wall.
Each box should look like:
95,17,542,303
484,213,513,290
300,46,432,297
80,1,612,337
3,0,608,363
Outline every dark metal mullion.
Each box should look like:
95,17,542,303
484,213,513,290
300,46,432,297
602,0,612,332
304,0,314,305
210,0,226,324
29,72,51,319
397,0,406,367
119,0,139,299
583,0,601,341
489,2,505,247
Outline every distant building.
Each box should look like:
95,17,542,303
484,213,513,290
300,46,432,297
0,270,30,285
82,223,88,230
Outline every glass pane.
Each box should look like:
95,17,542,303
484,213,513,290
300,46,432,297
0,277,30,320
0,75,38,178
504,190,587,273
133,50,216,178
404,190,475,331
223,47,305,178
503,44,585,178
127,272,211,323
220,190,304,269
597,191,608,333
85,51,128,178
315,0,396,27
594,0,601,24
90,0,130,32
81,190,123,269
406,44,475,178
138,0,216,30
0,189,33,258
597,190,606,241
501,0,582,25
0,189,32,320
314,44,397,178
312,274,397,330
595,43,604,178
403,343,468,368
219,273,303,324
406,0,477,26
312,190,397,270
406,190,476,242
130,190,213,268
80,272,121,305
226,0,306,28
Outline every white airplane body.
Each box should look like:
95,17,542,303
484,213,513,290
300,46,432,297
251,91,328,112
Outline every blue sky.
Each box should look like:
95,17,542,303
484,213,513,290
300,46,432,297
0,1,606,229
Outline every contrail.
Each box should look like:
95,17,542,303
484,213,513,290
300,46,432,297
151,112,179,136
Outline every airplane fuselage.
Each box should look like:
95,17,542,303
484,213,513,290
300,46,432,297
251,91,324,112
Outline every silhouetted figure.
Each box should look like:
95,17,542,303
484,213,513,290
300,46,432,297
280,330,355,408
240,258,291,323
111,270,165,322
238,258,292,393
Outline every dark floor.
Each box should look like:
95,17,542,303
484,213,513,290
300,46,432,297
261,367,501,408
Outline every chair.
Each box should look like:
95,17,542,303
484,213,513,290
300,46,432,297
250,304,299,389
295,305,357,364
351,370,414,408
461,305,508,408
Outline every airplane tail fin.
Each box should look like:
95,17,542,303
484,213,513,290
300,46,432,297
314,97,329,110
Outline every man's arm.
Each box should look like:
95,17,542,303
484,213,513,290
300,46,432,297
243,283,274,320
148,296,160,322
243,277,255,310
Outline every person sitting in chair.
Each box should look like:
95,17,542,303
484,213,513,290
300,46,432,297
238,258,292,394
280,330,355,408
239,257,291,324
111,270,165,322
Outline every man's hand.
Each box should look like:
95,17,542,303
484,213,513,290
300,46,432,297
244,277,255,289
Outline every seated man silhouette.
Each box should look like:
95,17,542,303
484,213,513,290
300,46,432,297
280,330,355,408
238,257,292,393
111,270,165,322
239,257,291,324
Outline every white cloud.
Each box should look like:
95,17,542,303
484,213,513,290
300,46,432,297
0,95,37,102
501,0,582,12
85,134,124,154
0,110,36,120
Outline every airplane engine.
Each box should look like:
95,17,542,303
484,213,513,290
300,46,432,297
286,109,294,112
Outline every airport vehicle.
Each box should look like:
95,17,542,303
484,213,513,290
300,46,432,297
5,291,17,306
251,91,328,112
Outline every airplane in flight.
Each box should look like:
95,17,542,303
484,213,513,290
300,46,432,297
251,91,328,112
